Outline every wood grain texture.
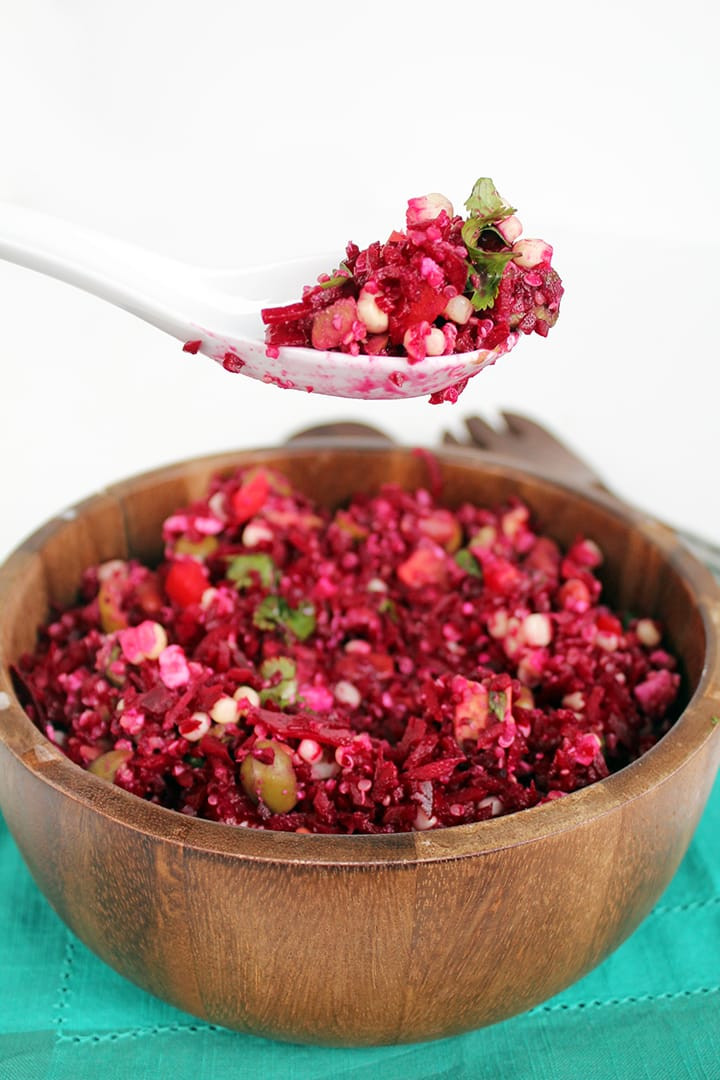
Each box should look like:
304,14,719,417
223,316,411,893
1,441,720,1046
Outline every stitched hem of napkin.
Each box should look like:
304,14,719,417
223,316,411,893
52,935,76,1033
537,985,719,1014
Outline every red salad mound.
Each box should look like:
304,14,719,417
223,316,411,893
262,179,563,363
16,466,680,834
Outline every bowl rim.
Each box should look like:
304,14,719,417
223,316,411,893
2,440,720,867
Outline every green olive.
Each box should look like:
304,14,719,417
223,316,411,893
88,749,132,782
175,536,219,560
240,739,298,813
98,580,128,633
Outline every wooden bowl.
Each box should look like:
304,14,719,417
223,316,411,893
1,439,720,1047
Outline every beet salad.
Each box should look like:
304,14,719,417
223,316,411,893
16,464,681,834
262,178,563,365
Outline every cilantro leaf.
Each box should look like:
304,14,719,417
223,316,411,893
466,250,516,310
285,602,316,641
319,264,351,290
260,656,298,706
378,596,398,621
488,690,508,723
226,553,276,590
464,178,516,228
454,549,482,578
461,217,509,253
461,178,518,309
261,656,296,681
253,595,289,631
253,595,316,640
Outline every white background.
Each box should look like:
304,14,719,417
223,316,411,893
1,0,718,561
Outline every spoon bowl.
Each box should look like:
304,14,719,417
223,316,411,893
0,204,517,399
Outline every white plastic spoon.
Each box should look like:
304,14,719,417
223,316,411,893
0,204,517,400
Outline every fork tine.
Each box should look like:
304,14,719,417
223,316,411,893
500,412,549,440
442,432,462,445
464,415,503,449
500,412,539,438
501,411,605,486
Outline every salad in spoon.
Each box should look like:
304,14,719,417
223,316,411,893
261,177,563,402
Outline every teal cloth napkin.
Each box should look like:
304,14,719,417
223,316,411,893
1,774,718,1080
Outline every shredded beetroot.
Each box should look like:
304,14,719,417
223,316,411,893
16,466,680,834
261,179,563,364
222,351,246,373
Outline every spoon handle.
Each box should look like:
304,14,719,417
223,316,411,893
0,203,203,342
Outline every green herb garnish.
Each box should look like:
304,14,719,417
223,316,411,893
226,553,276,590
378,596,398,621
464,178,516,228
260,656,298,706
489,690,508,723
253,595,316,640
465,249,516,310
454,549,482,578
462,177,518,310
318,264,351,290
